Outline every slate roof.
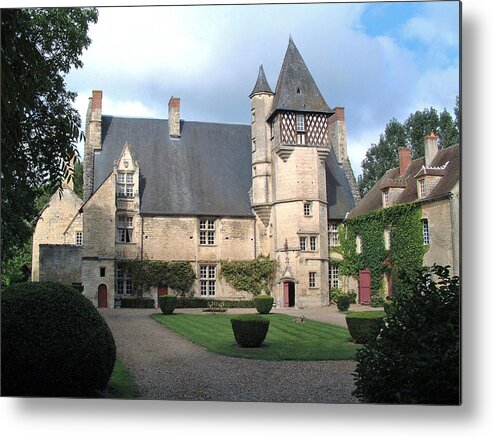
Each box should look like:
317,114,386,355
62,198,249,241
325,149,356,220
267,38,333,120
94,116,253,216
250,64,273,97
348,145,460,218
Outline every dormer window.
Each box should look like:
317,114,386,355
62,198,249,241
382,189,390,208
117,171,135,198
418,178,426,198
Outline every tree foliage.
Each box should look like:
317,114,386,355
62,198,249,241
1,8,98,261
353,265,460,404
357,102,460,196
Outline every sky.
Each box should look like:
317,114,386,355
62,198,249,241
65,0,460,176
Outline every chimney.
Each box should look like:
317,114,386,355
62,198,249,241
83,90,103,201
333,107,345,122
424,131,438,166
328,107,347,162
399,147,412,175
168,97,181,138
92,90,102,112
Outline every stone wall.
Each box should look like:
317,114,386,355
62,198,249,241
39,244,82,285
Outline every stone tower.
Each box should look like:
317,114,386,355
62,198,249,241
251,38,335,307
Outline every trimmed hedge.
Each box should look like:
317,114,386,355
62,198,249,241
337,294,352,311
121,298,155,308
159,294,177,314
175,297,255,309
345,311,385,343
254,295,274,314
1,282,116,397
230,314,270,348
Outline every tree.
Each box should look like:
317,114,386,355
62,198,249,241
358,119,406,196
352,265,460,404
404,107,440,157
1,8,98,261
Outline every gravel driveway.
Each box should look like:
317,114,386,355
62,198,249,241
101,309,358,403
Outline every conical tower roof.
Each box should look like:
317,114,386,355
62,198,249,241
249,64,273,97
268,37,332,120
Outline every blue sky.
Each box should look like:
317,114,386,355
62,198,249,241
66,1,460,176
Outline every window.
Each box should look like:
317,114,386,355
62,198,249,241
252,138,256,153
422,219,430,245
296,114,305,131
117,171,134,198
117,215,133,243
200,265,216,296
383,189,390,207
116,265,132,296
328,222,339,246
418,179,426,198
299,236,307,251
356,235,362,254
384,229,391,250
199,219,216,245
100,267,106,277
251,108,256,123
329,265,339,288
76,231,83,246
310,236,317,251
303,202,312,216
309,272,317,288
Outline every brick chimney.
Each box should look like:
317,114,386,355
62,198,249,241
168,97,181,138
328,106,347,162
399,147,412,175
424,131,438,166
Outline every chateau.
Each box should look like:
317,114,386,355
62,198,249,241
32,38,361,308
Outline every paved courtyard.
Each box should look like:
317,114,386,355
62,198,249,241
101,307,362,403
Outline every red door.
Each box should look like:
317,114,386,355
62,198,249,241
283,282,290,307
358,270,371,305
157,285,168,308
97,284,108,308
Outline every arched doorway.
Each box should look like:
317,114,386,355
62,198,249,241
283,281,296,307
97,284,108,308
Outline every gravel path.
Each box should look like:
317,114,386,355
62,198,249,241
101,309,358,403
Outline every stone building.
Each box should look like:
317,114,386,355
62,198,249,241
346,133,460,303
32,38,359,308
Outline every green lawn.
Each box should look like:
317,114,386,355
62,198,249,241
151,313,361,360
106,358,135,399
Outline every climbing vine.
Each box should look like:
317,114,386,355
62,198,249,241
220,255,276,296
120,260,196,296
339,203,428,305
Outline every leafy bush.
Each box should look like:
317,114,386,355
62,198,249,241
254,295,274,314
353,265,460,404
121,297,155,308
345,311,385,343
337,294,351,311
331,288,357,305
383,300,395,316
1,282,116,397
230,315,270,348
175,297,255,309
159,294,177,315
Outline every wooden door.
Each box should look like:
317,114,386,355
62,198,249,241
97,284,108,308
157,285,168,308
358,270,371,305
283,282,290,307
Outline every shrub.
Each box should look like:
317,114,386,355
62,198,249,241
159,294,177,314
353,265,460,404
230,314,270,348
345,311,385,343
121,297,155,308
175,297,255,309
337,294,351,311
1,282,116,397
254,295,274,314
331,288,357,305
383,300,395,316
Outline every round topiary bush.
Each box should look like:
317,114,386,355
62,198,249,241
1,282,116,397
254,295,274,314
159,294,177,314
337,294,351,311
345,311,385,343
230,314,270,348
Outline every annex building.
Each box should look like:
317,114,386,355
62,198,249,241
32,38,360,308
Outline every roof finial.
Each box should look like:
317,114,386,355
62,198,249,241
289,34,293,43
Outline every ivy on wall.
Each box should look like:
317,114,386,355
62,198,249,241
120,260,196,296
220,255,276,296
338,203,428,305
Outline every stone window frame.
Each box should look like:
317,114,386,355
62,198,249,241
199,218,216,245
308,271,317,288
251,108,256,124
382,189,390,208
309,235,317,251
252,138,256,153
117,215,134,243
299,236,307,251
384,228,391,250
422,218,430,245
117,171,135,198
199,264,216,296
303,202,312,217
75,231,83,246
116,265,132,296
328,222,340,246
329,264,339,288
356,235,362,254
418,178,426,199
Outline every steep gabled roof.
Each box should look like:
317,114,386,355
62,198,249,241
348,145,460,218
268,37,332,120
250,64,273,97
